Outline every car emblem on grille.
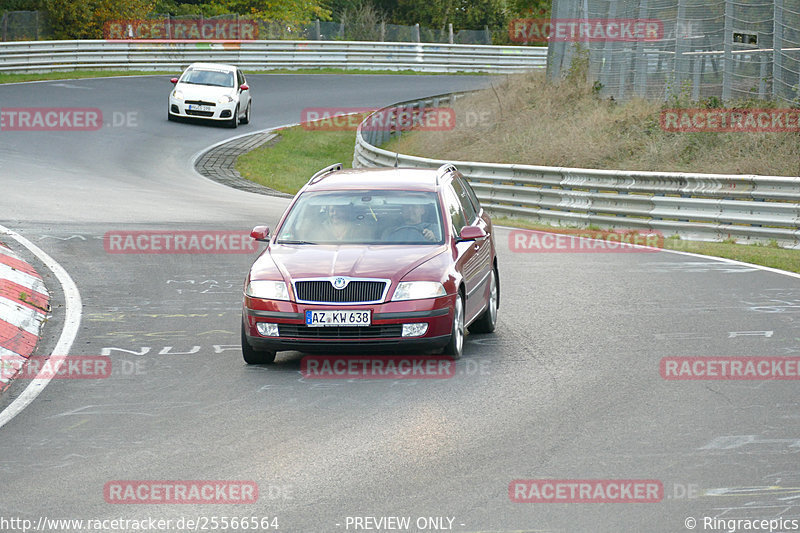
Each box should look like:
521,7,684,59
332,277,348,289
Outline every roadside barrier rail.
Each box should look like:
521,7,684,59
353,93,800,248
0,39,547,74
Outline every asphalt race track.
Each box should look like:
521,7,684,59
1,73,799,533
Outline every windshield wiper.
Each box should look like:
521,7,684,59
277,240,318,245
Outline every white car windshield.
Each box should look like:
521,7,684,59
276,190,444,245
180,68,235,88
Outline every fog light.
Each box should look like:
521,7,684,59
402,323,428,337
256,323,279,337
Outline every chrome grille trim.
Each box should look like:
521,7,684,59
293,277,391,304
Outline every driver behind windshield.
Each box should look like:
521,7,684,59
383,203,438,242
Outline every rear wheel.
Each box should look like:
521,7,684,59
241,323,276,364
468,268,498,334
443,293,464,359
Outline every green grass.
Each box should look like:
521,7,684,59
236,123,359,194
0,70,163,84
0,67,478,85
494,216,800,274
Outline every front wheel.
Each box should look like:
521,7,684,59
227,106,238,128
241,323,276,364
442,293,464,359
240,101,251,125
468,268,498,334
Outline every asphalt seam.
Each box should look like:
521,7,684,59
194,131,293,198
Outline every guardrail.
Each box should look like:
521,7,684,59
354,93,800,248
0,39,547,74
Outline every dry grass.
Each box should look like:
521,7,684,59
387,70,800,177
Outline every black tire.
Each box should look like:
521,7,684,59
442,292,464,360
227,106,238,128
241,323,276,364
468,267,499,334
240,101,251,125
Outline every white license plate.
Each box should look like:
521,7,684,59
305,310,371,327
188,104,212,112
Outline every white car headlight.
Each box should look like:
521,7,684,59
392,281,446,302
172,90,184,100
218,94,235,104
246,280,290,301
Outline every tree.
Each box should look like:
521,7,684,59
209,0,332,24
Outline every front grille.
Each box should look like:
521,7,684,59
278,324,402,339
295,281,386,303
185,109,214,117
185,100,216,106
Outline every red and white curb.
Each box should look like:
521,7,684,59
0,242,50,392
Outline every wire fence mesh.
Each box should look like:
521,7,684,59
547,0,800,105
1,11,497,46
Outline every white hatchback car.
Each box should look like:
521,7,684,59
168,62,251,128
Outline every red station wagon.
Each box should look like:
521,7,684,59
241,163,499,363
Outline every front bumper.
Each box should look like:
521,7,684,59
243,295,455,354
168,97,237,121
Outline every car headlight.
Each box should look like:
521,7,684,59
246,280,290,301
172,90,184,100
392,281,446,301
218,95,235,104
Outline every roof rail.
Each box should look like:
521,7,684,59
309,163,343,184
435,163,458,185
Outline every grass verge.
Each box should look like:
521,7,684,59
384,70,800,177
0,68,479,85
494,217,800,274
234,125,800,274
236,122,360,194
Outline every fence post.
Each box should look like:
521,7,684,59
484,25,491,44
315,19,320,40
618,48,631,100
674,0,687,95
599,0,618,93
722,0,732,102
2,13,7,42
759,53,768,99
448,23,453,44
692,54,703,101
35,10,39,40
380,21,385,41
773,0,783,101
633,0,650,97
339,20,345,39
413,23,420,43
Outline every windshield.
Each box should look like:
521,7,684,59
276,190,444,245
179,68,235,88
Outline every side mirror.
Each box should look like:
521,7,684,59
250,225,270,242
239,83,249,91
459,225,487,242
170,77,178,84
